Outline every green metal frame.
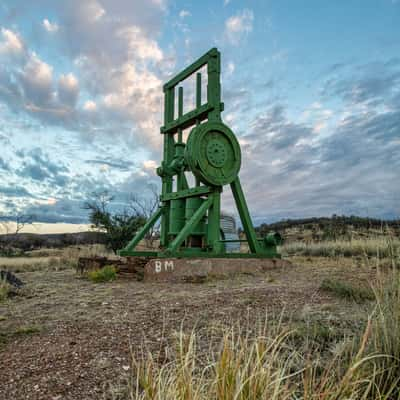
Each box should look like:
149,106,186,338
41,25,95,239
118,48,280,259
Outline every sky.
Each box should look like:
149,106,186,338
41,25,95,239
0,0,399,230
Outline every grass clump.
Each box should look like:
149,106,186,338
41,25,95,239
320,278,375,302
88,265,117,283
0,277,11,301
0,325,42,349
283,237,400,258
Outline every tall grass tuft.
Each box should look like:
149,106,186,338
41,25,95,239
131,322,299,400
366,269,400,398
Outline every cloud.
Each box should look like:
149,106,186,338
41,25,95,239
0,1,170,153
58,73,79,107
179,10,191,18
0,28,23,55
321,61,400,105
19,53,54,106
225,9,254,45
0,157,10,171
42,19,59,33
17,148,69,186
83,100,97,111
86,158,135,171
247,104,312,150
0,185,34,198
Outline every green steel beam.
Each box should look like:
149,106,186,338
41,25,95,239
119,207,163,254
166,196,212,253
163,48,219,90
160,103,214,134
230,177,262,254
161,186,212,201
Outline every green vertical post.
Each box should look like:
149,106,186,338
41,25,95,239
160,87,175,247
196,73,202,108
207,49,221,122
207,190,222,253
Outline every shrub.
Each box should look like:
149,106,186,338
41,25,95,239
320,278,375,302
88,265,117,283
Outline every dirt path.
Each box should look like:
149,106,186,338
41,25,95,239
0,257,375,399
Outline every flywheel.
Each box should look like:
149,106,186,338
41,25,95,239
185,121,241,186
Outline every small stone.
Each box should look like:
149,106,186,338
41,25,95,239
122,365,130,371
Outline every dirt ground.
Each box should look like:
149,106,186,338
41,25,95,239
0,256,376,400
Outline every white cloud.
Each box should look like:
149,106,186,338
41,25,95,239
83,100,97,111
20,53,54,105
227,61,235,75
58,73,79,106
225,9,254,45
179,10,191,18
42,19,59,33
117,26,163,62
0,28,23,54
143,160,157,170
84,0,106,22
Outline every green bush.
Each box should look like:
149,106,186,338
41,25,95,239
88,265,117,283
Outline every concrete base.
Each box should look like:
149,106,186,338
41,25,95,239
144,257,292,282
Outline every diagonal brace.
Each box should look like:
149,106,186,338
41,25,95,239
167,196,212,253
230,177,262,254
119,207,163,253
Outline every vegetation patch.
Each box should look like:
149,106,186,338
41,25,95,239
320,278,375,302
0,325,42,349
0,278,11,302
88,265,117,283
283,237,400,258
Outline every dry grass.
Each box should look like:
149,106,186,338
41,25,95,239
282,236,400,259
320,278,375,302
0,244,110,273
0,277,10,302
123,240,400,400
126,271,400,399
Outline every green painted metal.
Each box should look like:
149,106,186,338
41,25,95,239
169,199,186,234
118,48,281,259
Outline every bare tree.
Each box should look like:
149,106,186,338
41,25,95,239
128,185,160,248
14,213,35,234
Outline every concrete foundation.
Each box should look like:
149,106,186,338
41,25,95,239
144,257,292,282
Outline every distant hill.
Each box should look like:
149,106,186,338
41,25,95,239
0,231,106,254
256,215,400,242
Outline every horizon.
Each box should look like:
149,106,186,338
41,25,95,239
1,1,399,225
1,213,399,235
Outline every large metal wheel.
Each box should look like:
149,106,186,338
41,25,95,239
185,121,241,186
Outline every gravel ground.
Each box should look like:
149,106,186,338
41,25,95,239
0,256,375,400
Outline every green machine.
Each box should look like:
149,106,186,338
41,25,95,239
118,48,281,258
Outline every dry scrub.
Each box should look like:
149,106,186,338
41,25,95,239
126,269,400,400
282,236,400,259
